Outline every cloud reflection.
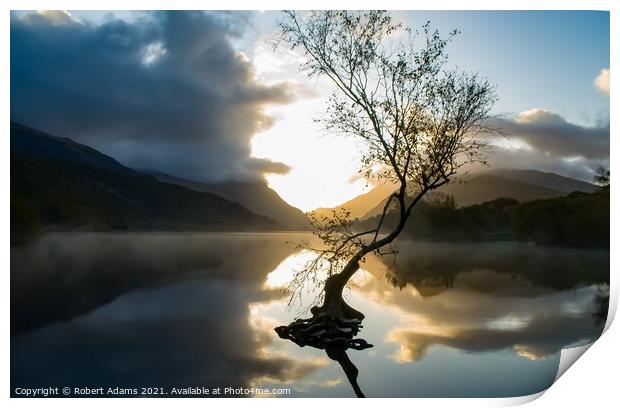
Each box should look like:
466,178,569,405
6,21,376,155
348,242,608,364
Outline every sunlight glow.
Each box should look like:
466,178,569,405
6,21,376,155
264,250,376,291
252,100,371,212
264,250,319,289
249,41,371,212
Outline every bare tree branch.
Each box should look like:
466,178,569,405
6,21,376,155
277,10,498,308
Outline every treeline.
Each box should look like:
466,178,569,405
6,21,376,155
358,187,609,249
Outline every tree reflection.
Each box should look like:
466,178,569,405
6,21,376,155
275,316,372,397
325,346,366,398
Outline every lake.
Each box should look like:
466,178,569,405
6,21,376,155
11,233,609,397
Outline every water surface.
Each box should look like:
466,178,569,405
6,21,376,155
11,233,608,397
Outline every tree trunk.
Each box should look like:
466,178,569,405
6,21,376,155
274,253,372,398
310,254,365,321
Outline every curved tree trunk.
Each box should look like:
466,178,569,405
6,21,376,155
310,255,365,321
275,187,428,397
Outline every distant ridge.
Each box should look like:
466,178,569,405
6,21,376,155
334,170,595,220
10,122,282,236
485,169,597,193
437,174,565,208
144,171,310,230
310,183,397,220
10,122,128,173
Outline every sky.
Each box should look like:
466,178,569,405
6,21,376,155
10,10,610,211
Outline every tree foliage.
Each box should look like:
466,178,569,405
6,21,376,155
594,165,610,187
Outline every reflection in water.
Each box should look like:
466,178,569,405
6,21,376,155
355,245,608,366
11,234,608,397
269,249,373,397
11,232,298,335
325,347,365,398
274,310,372,397
11,233,325,391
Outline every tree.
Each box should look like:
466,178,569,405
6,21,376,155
594,165,610,187
275,11,497,356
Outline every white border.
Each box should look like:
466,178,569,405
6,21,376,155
2,1,617,406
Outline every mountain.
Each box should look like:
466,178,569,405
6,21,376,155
361,172,592,219
144,171,310,230
10,122,281,240
485,169,598,193
437,174,566,207
310,183,397,220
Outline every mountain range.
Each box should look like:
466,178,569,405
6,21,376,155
439,170,597,206
11,122,598,239
310,183,397,220
334,170,597,220
143,171,310,229
10,122,288,236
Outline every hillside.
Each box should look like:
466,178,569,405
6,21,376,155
362,173,570,219
487,169,597,193
310,183,397,220
10,122,281,242
438,174,566,207
356,189,609,249
146,171,310,230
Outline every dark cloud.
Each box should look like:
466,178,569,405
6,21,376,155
473,109,610,181
485,147,609,182
11,11,296,181
492,109,609,160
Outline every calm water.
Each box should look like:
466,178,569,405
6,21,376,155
11,233,608,397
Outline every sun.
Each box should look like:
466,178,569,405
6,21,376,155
251,98,372,212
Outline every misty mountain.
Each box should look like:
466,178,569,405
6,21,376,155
10,122,281,239
437,174,566,208
144,171,310,230
310,183,397,220
485,169,598,193
356,171,594,220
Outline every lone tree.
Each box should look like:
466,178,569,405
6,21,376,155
275,11,497,352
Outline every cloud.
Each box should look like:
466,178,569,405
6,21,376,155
594,68,610,96
484,146,608,182
19,10,80,26
494,109,609,160
478,108,610,180
10,11,299,181
514,108,566,125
